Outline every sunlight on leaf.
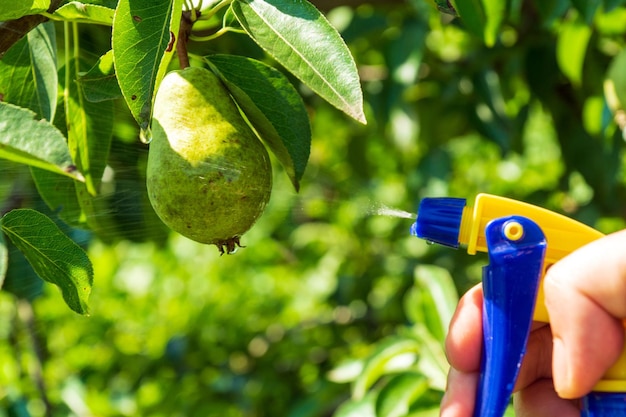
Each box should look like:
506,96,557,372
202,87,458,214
0,102,83,181
352,337,420,400
52,1,116,25
112,0,183,128
206,54,310,191
232,0,366,124
1,209,93,315
28,22,58,123
0,0,50,20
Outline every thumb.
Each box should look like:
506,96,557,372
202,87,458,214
544,230,626,398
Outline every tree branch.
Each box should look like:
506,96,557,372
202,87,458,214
0,0,64,59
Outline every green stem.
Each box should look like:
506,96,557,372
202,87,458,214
197,0,234,21
63,21,71,132
188,26,244,42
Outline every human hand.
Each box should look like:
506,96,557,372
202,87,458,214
440,229,626,417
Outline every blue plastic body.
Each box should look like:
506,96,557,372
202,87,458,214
412,197,626,416
473,216,547,417
582,392,626,416
410,197,465,248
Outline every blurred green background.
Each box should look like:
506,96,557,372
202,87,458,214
2,0,626,415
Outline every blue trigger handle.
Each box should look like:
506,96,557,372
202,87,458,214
473,216,547,417
582,392,626,416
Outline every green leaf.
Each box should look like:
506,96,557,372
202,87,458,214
449,0,485,39
334,392,377,417
0,231,6,288
481,0,507,47
411,324,448,391
51,1,115,25
0,21,57,121
556,15,592,87
55,62,118,237
1,209,93,315
78,50,123,102
0,37,35,111
375,373,429,417
2,236,44,301
112,0,183,129
31,168,86,228
0,0,50,20
434,0,457,15
606,49,626,111
206,54,310,191
62,59,113,195
353,337,420,400
232,0,366,124
410,265,458,341
28,22,58,122
0,102,83,181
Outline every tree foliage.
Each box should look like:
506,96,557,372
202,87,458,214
1,0,626,416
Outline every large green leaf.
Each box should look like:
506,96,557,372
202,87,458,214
206,54,310,191
0,102,83,181
51,1,115,25
28,22,58,122
56,61,117,236
232,0,366,124
1,209,93,315
0,21,57,121
0,36,35,111
63,58,113,196
112,0,183,130
0,0,50,20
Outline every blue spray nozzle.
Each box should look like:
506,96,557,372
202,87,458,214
410,197,466,248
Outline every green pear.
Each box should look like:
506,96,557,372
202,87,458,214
146,66,272,254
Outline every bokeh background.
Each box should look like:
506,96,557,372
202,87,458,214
2,0,626,416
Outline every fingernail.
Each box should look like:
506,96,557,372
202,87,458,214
552,337,572,396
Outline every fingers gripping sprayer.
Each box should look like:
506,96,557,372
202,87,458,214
410,193,626,416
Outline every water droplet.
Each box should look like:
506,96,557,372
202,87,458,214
426,240,435,246
140,126,152,144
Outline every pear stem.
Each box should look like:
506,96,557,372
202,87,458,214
177,10,198,69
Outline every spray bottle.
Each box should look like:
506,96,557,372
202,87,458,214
410,193,626,416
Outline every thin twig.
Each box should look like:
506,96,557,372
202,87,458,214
177,10,197,69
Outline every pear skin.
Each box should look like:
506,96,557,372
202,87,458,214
147,67,272,254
